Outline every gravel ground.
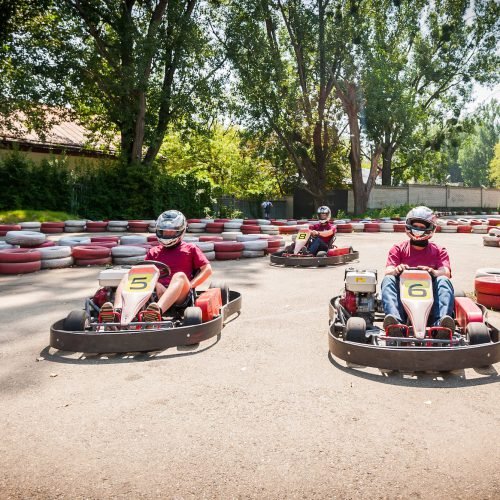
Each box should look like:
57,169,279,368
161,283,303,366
0,231,499,499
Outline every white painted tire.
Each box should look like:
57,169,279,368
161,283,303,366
483,238,499,247
120,235,147,245
351,223,365,232
64,226,86,233
188,222,207,229
471,225,488,234
222,232,241,240
113,255,147,265
475,268,500,278
65,220,87,227
440,226,458,233
5,230,46,246
236,234,261,242
187,228,205,233
224,222,242,230
261,225,278,231
379,223,394,232
39,246,72,259
488,228,500,237
107,220,129,227
0,243,17,249
193,241,214,252
242,250,265,258
243,240,268,251
58,236,92,247
257,219,271,225
41,256,74,269
183,236,200,242
111,246,147,257
107,227,127,232
204,251,215,261
20,222,41,230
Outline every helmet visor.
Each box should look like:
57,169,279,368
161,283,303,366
406,219,435,235
156,228,182,239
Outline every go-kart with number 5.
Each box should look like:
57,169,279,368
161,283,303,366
50,261,241,354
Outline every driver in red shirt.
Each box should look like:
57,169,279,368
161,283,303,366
100,210,212,322
307,206,336,255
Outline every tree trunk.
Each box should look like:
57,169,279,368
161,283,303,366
381,143,394,186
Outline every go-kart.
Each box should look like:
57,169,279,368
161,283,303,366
50,261,241,354
270,229,358,267
329,268,500,371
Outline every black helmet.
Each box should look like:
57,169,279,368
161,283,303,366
155,210,186,248
317,206,331,224
405,206,436,241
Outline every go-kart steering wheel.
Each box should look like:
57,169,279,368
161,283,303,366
135,260,171,278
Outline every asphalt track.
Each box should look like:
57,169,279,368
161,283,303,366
0,231,499,499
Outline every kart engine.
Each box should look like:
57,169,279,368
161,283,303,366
340,269,378,316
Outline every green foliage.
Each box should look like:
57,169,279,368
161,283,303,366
0,151,214,219
363,204,415,219
0,209,78,223
490,143,500,188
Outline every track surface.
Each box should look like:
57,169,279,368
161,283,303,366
0,231,499,499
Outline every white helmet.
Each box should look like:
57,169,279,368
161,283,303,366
405,206,436,241
155,210,186,248
317,206,331,224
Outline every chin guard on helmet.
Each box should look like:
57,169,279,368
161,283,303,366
155,210,186,248
405,206,436,241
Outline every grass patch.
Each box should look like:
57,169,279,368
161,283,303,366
0,210,80,223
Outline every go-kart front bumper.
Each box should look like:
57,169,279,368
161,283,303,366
49,291,242,354
270,249,359,267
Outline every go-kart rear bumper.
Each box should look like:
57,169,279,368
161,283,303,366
270,250,359,267
50,291,242,354
328,300,500,371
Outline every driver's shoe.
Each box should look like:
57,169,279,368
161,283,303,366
99,302,115,323
143,302,162,323
436,315,455,339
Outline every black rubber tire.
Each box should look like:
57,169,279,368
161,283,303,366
467,322,491,345
209,280,230,305
317,251,327,257
454,289,466,297
183,306,203,326
345,317,367,343
63,310,90,331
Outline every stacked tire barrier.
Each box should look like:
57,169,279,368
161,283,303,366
483,228,500,247
64,220,87,233
474,268,500,310
0,248,42,274
39,246,73,269
72,245,112,266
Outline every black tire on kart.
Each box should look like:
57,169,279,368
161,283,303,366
183,306,203,326
345,317,367,343
317,251,327,257
467,322,491,345
209,280,230,305
63,310,90,331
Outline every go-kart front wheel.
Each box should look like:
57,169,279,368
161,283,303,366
467,322,491,345
183,306,203,326
63,310,90,331
345,317,367,343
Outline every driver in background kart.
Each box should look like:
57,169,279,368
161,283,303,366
100,210,212,323
381,206,455,332
307,206,337,255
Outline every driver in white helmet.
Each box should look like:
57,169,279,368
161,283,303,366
307,206,336,255
381,206,455,332
100,210,212,323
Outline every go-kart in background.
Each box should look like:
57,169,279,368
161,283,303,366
0,229,498,499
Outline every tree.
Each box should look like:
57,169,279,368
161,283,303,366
224,0,347,207
3,0,223,166
458,100,499,187
490,142,500,188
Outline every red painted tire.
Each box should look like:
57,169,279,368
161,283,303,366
242,219,258,225
0,248,42,263
267,240,282,248
91,236,119,242
86,222,108,230
0,260,41,274
41,227,64,234
364,223,380,232
88,241,118,249
41,222,65,229
214,219,231,223
214,241,244,252
474,276,500,295
206,227,223,234
74,257,113,266
0,224,21,236
279,227,298,234
475,291,500,309
147,235,158,242
336,224,353,233
242,225,260,231
446,220,458,226
72,245,111,259
215,251,242,260
205,222,224,228
187,219,202,223
394,224,406,232
457,225,472,233
33,241,56,248
199,236,224,242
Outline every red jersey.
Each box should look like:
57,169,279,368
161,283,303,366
146,241,209,286
310,221,337,244
386,240,451,274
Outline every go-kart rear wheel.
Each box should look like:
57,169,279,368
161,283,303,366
467,322,491,345
63,310,90,331
345,317,367,343
317,251,327,257
183,306,203,326
209,280,229,305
